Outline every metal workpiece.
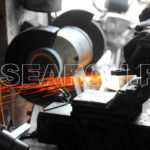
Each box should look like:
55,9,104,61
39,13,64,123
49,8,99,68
23,0,62,12
52,10,106,64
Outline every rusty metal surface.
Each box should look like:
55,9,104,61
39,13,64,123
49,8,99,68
23,0,62,12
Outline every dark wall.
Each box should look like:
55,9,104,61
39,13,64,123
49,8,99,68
0,0,48,128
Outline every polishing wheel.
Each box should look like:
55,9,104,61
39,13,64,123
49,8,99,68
5,10,106,105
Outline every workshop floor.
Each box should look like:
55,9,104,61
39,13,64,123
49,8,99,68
23,139,58,150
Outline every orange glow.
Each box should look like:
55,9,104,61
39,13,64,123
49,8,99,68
0,73,102,110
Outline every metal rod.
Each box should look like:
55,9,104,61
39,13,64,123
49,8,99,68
11,123,31,139
44,103,68,111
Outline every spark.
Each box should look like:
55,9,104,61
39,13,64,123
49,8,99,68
0,73,102,110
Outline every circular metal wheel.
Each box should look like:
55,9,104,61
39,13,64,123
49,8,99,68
5,25,94,105
4,27,60,105
26,48,63,78
52,10,106,64
5,26,59,84
23,0,62,12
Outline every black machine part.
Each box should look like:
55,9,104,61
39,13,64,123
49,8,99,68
5,26,59,82
0,130,29,150
124,30,150,70
22,0,62,12
26,48,63,78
